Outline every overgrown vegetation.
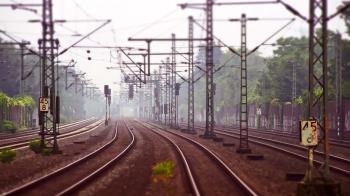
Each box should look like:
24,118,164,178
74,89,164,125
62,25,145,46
151,160,175,194
0,148,16,163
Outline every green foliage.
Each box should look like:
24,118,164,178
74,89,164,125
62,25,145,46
0,92,35,108
0,92,10,106
151,160,175,195
0,148,16,163
152,160,174,182
29,139,44,154
1,120,17,132
28,139,53,155
262,36,309,103
294,96,304,105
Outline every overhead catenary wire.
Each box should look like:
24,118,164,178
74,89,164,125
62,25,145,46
248,18,295,55
130,8,180,38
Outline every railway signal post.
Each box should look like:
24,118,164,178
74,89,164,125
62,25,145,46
38,0,60,153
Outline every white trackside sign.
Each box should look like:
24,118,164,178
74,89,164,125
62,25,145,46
39,97,49,112
300,120,318,146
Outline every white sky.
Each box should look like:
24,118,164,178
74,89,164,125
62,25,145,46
0,0,348,93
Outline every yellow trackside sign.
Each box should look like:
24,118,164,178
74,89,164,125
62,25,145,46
300,120,318,146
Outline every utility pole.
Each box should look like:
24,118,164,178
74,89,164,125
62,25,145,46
165,57,170,125
308,0,328,180
203,0,216,138
238,14,250,153
297,0,340,194
155,71,161,122
19,42,30,95
104,85,110,125
188,16,196,133
171,34,178,128
63,61,76,90
128,35,205,128
229,14,259,153
277,1,350,193
38,0,60,152
334,33,343,139
108,89,111,120
149,76,153,120
292,62,297,133
179,0,281,138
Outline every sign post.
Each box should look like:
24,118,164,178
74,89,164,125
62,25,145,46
300,119,318,182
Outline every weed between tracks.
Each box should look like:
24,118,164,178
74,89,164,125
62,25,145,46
29,139,54,156
0,148,16,163
151,160,175,195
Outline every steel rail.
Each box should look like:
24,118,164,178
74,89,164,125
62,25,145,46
187,124,350,177
145,121,258,196
220,124,350,149
0,119,103,150
56,120,136,196
215,127,350,166
0,118,95,141
216,130,350,177
137,121,201,196
2,120,120,196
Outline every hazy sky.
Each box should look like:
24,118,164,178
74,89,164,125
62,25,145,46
0,0,348,93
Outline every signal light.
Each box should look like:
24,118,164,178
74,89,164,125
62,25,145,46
128,84,134,99
104,85,109,96
175,83,180,95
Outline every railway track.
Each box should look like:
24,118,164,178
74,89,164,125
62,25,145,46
218,124,350,149
190,124,350,177
2,120,135,196
0,118,95,140
140,121,258,196
0,119,102,151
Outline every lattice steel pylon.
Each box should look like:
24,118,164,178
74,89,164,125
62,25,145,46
308,0,329,178
165,58,169,125
334,33,343,139
297,1,341,194
155,75,160,121
188,16,195,132
171,34,177,128
39,0,59,152
149,76,153,120
203,0,215,137
292,61,296,132
237,14,251,153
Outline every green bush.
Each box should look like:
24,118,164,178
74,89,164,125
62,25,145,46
1,120,17,132
0,148,16,163
29,139,44,154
